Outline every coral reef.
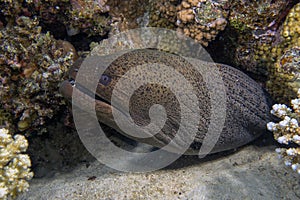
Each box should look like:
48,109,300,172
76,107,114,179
266,3,300,104
67,0,111,36
108,0,149,35
207,1,299,103
214,0,291,75
176,0,228,46
0,16,76,134
148,0,295,52
0,128,33,199
148,0,177,29
0,0,111,37
267,46,300,104
148,0,229,46
267,89,300,174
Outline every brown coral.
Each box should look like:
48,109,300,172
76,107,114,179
0,17,76,135
0,0,112,38
176,0,228,46
107,0,150,35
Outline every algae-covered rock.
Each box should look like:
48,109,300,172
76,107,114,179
266,3,300,104
210,0,292,75
0,17,76,135
0,0,111,37
148,0,228,46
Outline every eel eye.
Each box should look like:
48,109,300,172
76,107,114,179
99,74,111,86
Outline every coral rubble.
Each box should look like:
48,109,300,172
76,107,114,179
0,128,33,199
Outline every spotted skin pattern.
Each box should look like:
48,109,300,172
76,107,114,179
60,49,273,155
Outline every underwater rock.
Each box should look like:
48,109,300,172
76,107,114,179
0,17,76,135
209,0,293,75
107,0,150,35
0,0,111,38
266,3,300,104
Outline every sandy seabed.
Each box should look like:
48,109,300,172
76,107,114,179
18,142,300,200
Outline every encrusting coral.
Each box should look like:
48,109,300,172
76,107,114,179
267,89,300,174
267,46,300,104
266,3,300,104
212,0,292,75
148,0,177,29
148,0,228,46
0,128,33,199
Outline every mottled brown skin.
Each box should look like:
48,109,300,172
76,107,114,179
60,49,273,155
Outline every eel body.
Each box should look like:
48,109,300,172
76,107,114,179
60,49,273,155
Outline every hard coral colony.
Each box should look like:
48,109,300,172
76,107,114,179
149,0,228,46
0,17,75,134
0,1,299,200
267,89,300,174
0,128,33,200
176,0,228,46
266,3,300,104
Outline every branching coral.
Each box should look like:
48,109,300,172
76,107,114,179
267,89,300,174
0,128,33,199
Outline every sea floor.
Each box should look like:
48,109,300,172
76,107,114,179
18,126,300,200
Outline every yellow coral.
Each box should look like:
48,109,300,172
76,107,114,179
0,128,33,199
266,3,300,104
267,89,300,174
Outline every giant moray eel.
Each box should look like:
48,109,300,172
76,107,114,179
60,49,273,155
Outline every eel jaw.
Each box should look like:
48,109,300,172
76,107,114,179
59,79,144,145
59,79,114,118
